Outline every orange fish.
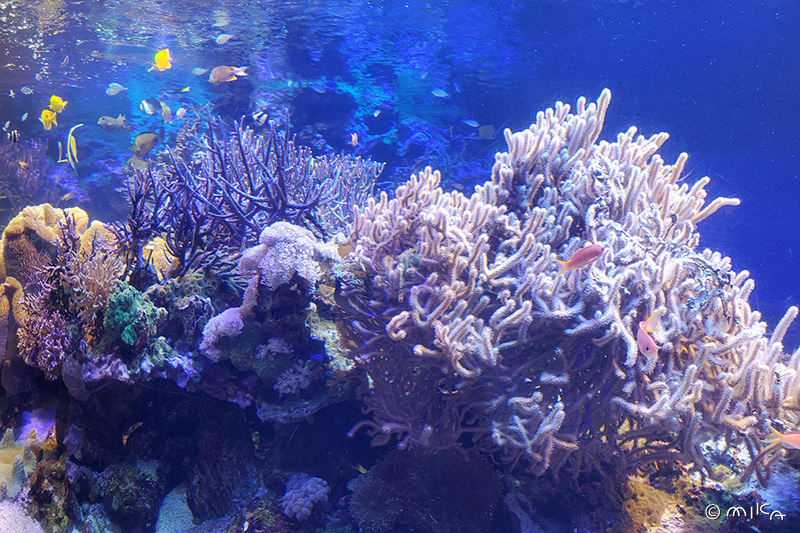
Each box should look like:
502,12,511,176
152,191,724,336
555,244,603,277
763,424,800,450
637,309,662,357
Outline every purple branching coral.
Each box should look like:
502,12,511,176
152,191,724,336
338,89,800,486
113,118,382,281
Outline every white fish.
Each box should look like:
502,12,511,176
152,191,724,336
21,86,33,95
2,120,9,132
21,112,28,121
215,33,233,45
461,119,479,128
432,89,449,98
191,67,208,76
106,83,128,96
8,90,15,98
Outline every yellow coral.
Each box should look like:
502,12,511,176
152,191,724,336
623,478,673,530
79,220,118,257
142,236,178,281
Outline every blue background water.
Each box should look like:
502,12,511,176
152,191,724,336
0,0,798,345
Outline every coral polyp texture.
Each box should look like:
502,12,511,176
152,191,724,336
339,89,800,483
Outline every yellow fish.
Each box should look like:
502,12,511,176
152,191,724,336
40,109,58,130
122,421,145,446
143,237,178,281
149,48,172,72
49,95,68,113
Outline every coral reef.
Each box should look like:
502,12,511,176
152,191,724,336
2,88,799,533
338,89,800,484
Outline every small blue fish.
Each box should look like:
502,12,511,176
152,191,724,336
309,353,324,361
461,119,479,128
432,89,450,98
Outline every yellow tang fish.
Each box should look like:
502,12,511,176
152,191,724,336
40,109,58,130
49,95,68,113
149,48,172,72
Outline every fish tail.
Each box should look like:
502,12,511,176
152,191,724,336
762,423,784,445
643,309,663,332
554,260,569,277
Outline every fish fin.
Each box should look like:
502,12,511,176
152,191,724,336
554,259,569,277
236,66,249,76
643,309,663,332
762,424,784,445
57,141,66,163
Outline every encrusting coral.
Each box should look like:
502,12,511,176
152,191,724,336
339,89,800,484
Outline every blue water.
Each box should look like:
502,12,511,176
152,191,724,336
1,0,799,531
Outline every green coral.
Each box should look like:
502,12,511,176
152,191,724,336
135,336,180,376
103,282,166,348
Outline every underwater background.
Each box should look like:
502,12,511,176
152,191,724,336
0,0,799,532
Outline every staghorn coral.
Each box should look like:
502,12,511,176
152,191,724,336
339,89,800,484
